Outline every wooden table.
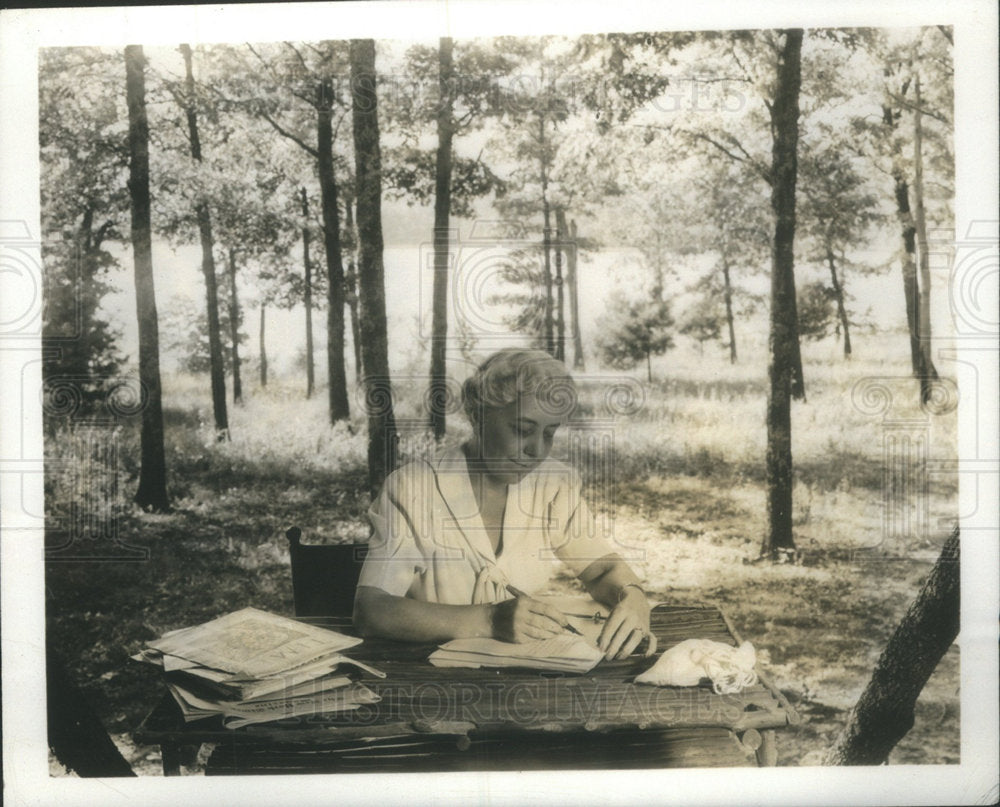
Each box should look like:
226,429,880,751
134,604,799,774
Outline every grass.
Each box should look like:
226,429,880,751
44,339,960,773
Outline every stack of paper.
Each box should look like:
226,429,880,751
429,634,604,673
133,607,383,728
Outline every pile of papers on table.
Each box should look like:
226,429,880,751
133,607,383,728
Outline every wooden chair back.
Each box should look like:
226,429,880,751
285,526,369,617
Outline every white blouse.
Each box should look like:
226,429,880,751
358,446,616,605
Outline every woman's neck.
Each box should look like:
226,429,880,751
461,440,508,495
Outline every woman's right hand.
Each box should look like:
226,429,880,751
490,596,571,643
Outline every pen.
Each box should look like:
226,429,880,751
563,612,609,624
505,584,585,636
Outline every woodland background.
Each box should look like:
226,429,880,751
39,28,959,772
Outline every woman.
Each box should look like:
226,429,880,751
353,348,656,660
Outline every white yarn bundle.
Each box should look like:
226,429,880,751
634,638,758,695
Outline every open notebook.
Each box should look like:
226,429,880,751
429,634,604,673
428,596,611,673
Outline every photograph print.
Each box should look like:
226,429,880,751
3,2,996,805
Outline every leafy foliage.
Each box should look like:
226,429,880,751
39,47,129,407
796,281,838,341
41,239,125,403
595,293,675,375
161,294,246,375
382,147,504,217
678,291,723,347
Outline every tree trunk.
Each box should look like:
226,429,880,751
429,36,454,440
646,350,652,384
892,166,923,377
345,199,363,386
317,77,351,423
564,215,585,370
125,44,170,512
47,647,135,777
911,72,939,399
259,304,267,388
882,100,926,384
301,187,315,399
652,231,666,300
180,43,228,439
721,257,738,364
554,205,566,362
539,113,554,356
351,38,398,498
896,173,923,375
226,248,243,404
826,527,959,765
762,28,803,560
826,247,852,358
77,206,95,370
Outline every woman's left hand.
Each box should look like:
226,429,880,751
597,587,657,661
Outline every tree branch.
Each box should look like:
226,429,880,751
283,41,312,76
246,42,316,109
93,220,115,250
332,108,350,141
259,110,318,158
624,122,674,133
456,108,476,129
885,91,950,126
690,131,771,184
688,74,753,85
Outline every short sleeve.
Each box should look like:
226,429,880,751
357,469,428,597
549,470,616,576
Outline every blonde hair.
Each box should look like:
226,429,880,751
462,348,577,426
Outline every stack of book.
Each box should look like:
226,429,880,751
133,607,384,728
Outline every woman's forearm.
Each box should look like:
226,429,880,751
578,553,654,659
579,553,644,608
353,585,494,642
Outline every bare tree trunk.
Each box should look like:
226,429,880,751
351,38,398,498
47,647,135,777
826,248,852,358
429,36,454,440
721,257,738,365
317,77,351,423
125,44,170,512
826,527,959,765
762,28,803,560
345,201,363,386
300,187,315,399
347,266,362,385
882,99,927,388
180,43,228,440
345,271,363,385
259,304,267,389
892,166,923,376
912,72,938,398
652,231,666,300
646,350,652,384
564,214,585,370
76,206,96,370
539,112,554,356
226,247,242,404
554,205,566,362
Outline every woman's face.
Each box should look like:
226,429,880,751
472,393,565,485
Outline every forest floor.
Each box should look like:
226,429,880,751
44,351,961,775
